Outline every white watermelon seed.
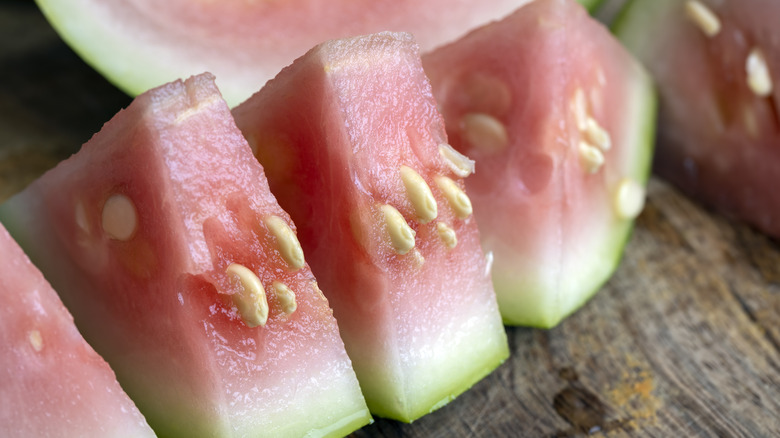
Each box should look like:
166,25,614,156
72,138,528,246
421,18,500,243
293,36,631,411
436,222,458,249
265,215,305,270
101,194,137,241
400,165,438,224
615,178,646,220
685,1,721,37
226,263,269,328
746,47,773,97
579,142,605,174
272,281,297,315
411,249,426,268
484,251,494,278
28,330,43,352
74,201,89,232
461,113,508,154
584,117,612,151
438,143,475,178
436,176,473,219
381,204,416,255
572,88,589,131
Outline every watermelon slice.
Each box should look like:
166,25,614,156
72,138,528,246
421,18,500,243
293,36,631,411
614,0,780,238
0,222,156,438
33,0,603,107
422,0,657,328
0,73,371,437
232,32,509,422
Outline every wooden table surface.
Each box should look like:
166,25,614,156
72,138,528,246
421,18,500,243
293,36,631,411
2,1,778,436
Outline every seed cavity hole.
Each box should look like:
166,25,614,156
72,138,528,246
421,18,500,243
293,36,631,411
101,193,137,241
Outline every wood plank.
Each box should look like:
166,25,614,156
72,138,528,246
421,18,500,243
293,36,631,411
1,2,778,437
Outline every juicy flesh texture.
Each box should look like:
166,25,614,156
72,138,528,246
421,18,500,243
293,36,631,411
37,0,537,106
233,32,508,421
0,74,368,437
618,0,780,237
423,0,654,327
0,224,155,438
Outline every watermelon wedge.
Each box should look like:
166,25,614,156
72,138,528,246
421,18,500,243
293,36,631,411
232,32,509,422
614,0,780,238
0,222,155,438
0,73,370,437
33,0,604,107
422,0,657,328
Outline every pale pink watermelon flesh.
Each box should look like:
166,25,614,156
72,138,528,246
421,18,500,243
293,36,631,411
0,223,155,437
34,0,543,107
0,74,370,437
615,0,780,238
232,32,509,422
422,0,656,327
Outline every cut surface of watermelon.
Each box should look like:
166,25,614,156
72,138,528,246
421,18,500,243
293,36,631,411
0,73,370,437
33,0,604,107
615,0,780,238
423,0,656,328
0,223,156,438
232,32,509,422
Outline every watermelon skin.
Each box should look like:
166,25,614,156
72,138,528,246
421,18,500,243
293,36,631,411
34,0,603,107
422,0,657,328
232,32,509,422
615,0,780,238
0,74,370,437
0,223,156,438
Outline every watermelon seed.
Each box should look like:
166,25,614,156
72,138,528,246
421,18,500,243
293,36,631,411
485,251,494,277
461,113,508,154
411,249,426,268
579,142,605,174
573,88,589,131
746,48,773,97
265,215,305,270
436,176,473,219
438,143,475,177
272,281,297,314
75,201,89,232
28,330,43,352
226,263,269,328
381,204,416,255
400,165,438,224
584,118,612,152
614,178,646,220
436,222,458,249
101,194,137,241
685,1,721,37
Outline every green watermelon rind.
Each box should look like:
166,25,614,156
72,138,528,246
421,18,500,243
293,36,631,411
494,60,658,329
610,0,670,56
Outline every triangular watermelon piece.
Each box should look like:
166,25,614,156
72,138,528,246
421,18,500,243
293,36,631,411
423,0,657,328
0,222,155,437
232,32,509,422
0,73,370,437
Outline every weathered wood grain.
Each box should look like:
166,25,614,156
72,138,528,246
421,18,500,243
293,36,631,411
2,2,778,437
